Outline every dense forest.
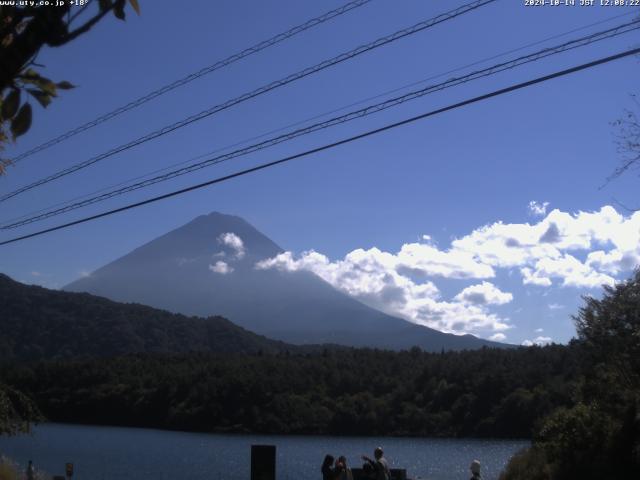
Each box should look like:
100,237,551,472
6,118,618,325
3,345,577,438
1,271,639,478
501,271,640,479
0,273,295,361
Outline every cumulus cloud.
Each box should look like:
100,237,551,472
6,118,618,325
209,261,233,274
489,333,507,342
522,336,553,347
395,240,494,279
257,249,510,334
521,267,552,287
454,282,513,305
218,233,245,259
256,204,639,337
528,201,549,217
539,222,561,244
452,206,635,288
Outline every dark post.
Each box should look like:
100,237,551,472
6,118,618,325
251,444,276,480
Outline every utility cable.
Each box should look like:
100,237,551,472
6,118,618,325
0,0,497,203
3,9,633,227
2,19,638,230
1,46,638,246
7,0,374,165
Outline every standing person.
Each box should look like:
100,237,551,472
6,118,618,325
362,447,390,480
469,459,482,480
335,455,353,480
322,454,338,480
26,460,35,480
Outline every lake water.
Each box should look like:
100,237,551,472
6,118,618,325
0,424,528,480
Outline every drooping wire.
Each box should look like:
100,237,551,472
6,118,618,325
0,0,498,203
3,9,634,227
2,18,639,231
2,46,638,246
7,0,374,165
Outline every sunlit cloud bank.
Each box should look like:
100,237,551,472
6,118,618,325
256,205,640,337
522,336,553,347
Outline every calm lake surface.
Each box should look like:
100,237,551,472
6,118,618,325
0,424,528,480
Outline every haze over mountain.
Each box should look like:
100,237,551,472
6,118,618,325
66,212,508,351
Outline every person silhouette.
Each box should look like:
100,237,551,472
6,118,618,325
26,460,35,480
322,454,339,480
362,447,390,480
470,459,482,480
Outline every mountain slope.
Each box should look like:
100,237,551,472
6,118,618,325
65,212,508,351
0,273,291,362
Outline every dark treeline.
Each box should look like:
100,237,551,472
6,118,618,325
0,273,296,361
501,271,640,479
2,344,579,439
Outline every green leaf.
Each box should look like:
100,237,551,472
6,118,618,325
129,0,140,15
11,103,32,139
20,69,40,80
56,81,75,90
1,89,20,120
18,70,43,87
27,89,51,109
37,78,57,97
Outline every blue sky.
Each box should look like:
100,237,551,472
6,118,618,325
1,0,639,345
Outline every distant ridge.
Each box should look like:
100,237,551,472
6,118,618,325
0,273,292,362
65,212,510,352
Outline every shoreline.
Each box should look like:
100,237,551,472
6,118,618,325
25,421,532,442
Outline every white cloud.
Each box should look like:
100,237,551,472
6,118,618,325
256,204,639,337
521,267,552,287
548,303,564,310
522,336,553,347
257,249,510,334
395,241,494,279
31,271,42,277
489,333,507,342
532,254,615,288
528,201,549,217
535,328,544,333
454,282,513,305
452,206,636,288
534,336,553,345
209,261,233,275
218,233,245,259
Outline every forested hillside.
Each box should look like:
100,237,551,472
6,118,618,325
0,273,291,361
3,345,578,438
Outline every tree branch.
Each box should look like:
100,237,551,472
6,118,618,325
50,3,114,46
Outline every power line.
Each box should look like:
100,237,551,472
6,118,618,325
3,19,639,230
1,46,638,247
8,0,374,165
3,9,633,228
0,0,497,204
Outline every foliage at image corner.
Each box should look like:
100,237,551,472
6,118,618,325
500,270,640,480
0,0,140,174
0,383,42,436
0,455,50,480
